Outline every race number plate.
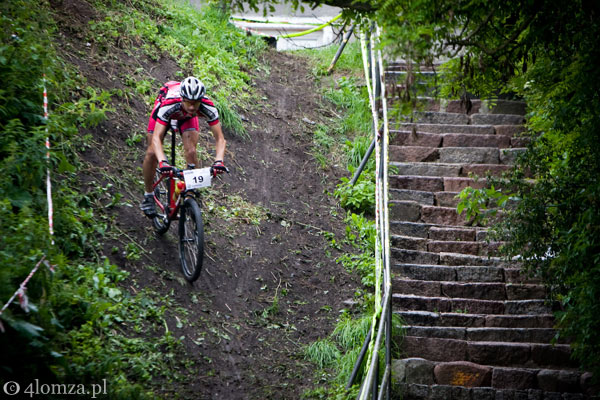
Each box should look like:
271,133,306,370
183,168,212,189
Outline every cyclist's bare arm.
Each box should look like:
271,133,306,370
209,122,227,161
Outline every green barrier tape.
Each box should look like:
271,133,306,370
277,14,342,39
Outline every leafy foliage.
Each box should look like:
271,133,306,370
456,184,512,226
0,0,267,395
271,0,600,380
335,175,375,215
88,0,268,136
362,0,600,377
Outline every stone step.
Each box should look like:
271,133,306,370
397,122,525,138
390,130,518,148
402,326,563,344
393,264,541,284
390,175,489,192
414,111,471,125
446,99,527,115
471,113,526,125
495,124,527,137
385,69,437,76
390,188,504,207
393,360,589,393
413,111,526,126
390,221,486,241
433,192,460,209
390,130,443,147
391,235,503,256
420,203,468,225
390,201,504,226
430,239,503,256
395,383,593,400
385,97,442,113
392,279,546,301
442,133,514,148
398,122,496,135
390,201,471,225
390,189,436,205
387,83,436,95
444,99,483,115
389,189,470,208
390,145,440,163
393,294,552,315
395,310,556,328
391,248,516,267
386,62,441,72
400,336,576,368
390,145,524,164
390,161,513,178
480,99,528,116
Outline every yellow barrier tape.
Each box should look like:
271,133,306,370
278,14,342,38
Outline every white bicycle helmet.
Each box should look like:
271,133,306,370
180,76,205,100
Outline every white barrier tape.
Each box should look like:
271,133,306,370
358,29,383,400
44,259,55,273
0,75,58,333
240,25,274,38
43,75,54,246
0,256,48,332
357,23,393,400
17,288,29,313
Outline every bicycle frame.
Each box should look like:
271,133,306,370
152,172,182,220
151,129,195,222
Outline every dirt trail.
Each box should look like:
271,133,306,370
53,1,362,397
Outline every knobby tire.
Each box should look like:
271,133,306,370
179,196,204,282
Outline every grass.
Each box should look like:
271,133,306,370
295,34,406,400
294,40,364,78
304,338,342,369
294,41,374,175
89,0,268,137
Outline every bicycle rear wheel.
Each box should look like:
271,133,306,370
179,196,204,282
153,170,170,235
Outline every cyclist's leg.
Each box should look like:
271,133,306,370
143,119,168,192
142,117,169,217
181,117,200,167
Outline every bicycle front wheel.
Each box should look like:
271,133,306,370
179,196,204,282
153,170,170,235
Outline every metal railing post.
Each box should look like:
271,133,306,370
372,353,379,399
346,327,373,389
327,24,356,75
350,137,376,186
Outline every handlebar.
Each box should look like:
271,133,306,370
158,166,184,179
158,165,230,179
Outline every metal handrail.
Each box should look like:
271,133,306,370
346,22,392,400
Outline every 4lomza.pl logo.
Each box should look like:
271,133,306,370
3,379,108,398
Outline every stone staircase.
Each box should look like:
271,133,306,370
386,64,598,399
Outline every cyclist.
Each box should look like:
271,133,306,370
140,76,228,217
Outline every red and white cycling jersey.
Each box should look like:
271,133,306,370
147,81,219,133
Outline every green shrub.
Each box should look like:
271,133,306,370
335,176,375,215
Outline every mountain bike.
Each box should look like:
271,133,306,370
151,131,218,283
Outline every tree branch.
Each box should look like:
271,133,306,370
447,11,537,56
